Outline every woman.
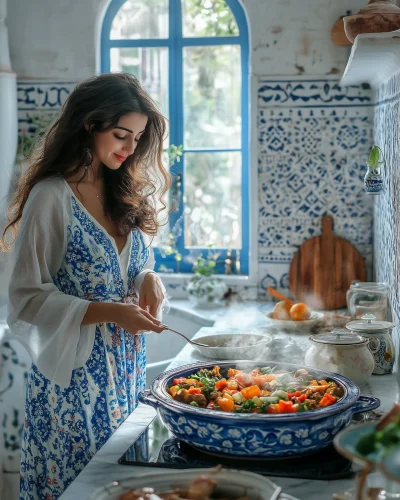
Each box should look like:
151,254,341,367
2,72,171,499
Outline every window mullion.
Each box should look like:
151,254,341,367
108,39,169,48
168,0,185,261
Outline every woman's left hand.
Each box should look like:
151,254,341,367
139,273,165,317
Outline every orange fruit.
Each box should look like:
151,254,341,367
289,303,311,321
272,301,292,320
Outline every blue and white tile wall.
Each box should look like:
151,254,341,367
257,77,374,300
373,72,400,374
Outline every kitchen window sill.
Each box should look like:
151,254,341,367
159,272,257,287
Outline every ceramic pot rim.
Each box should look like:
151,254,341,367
149,360,360,422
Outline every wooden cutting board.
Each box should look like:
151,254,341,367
288,215,366,310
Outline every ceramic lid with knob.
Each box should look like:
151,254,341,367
346,313,395,333
309,328,369,345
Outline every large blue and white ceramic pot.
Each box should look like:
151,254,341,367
138,361,380,458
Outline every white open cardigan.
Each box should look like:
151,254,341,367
7,177,157,388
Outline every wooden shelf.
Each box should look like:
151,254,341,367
340,29,400,87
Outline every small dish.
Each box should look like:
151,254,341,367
333,421,379,467
192,332,272,360
89,467,282,500
265,311,325,332
334,422,400,498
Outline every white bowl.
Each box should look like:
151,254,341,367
89,467,284,500
265,311,325,332
192,332,272,360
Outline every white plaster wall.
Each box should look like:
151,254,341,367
245,0,366,76
7,0,109,79
7,0,367,79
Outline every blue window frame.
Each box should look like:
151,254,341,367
101,0,249,274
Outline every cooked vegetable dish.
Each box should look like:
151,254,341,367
168,366,344,414
119,474,250,499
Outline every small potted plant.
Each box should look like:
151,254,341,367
364,145,384,195
187,251,228,308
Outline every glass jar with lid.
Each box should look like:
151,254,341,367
346,281,388,320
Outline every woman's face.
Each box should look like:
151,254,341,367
91,112,148,170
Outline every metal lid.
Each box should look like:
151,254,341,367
346,314,395,333
309,328,368,345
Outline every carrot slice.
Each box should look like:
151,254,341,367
267,287,296,306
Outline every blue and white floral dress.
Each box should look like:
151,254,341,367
7,177,157,500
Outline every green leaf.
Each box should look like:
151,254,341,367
368,146,381,167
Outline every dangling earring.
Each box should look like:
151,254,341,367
83,147,93,167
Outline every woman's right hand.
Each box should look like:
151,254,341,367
116,303,165,335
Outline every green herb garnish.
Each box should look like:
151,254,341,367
234,400,258,413
189,371,218,396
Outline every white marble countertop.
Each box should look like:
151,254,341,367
59,300,400,500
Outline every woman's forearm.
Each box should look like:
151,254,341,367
82,301,122,325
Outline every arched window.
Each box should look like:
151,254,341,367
101,0,249,274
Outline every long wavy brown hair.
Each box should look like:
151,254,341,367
1,72,171,250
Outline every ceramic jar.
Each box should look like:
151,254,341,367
304,328,375,386
364,161,384,195
346,314,395,375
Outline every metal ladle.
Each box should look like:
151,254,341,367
161,325,210,348
161,325,270,350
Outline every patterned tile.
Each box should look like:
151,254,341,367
258,155,330,218
17,81,76,150
258,247,297,264
374,73,400,365
258,79,373,109
258,216,373,249
257,77,373,300
327,116,372,152
258,262,293,301
17,81,76,110
258,95,373,222
258,115,294,155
